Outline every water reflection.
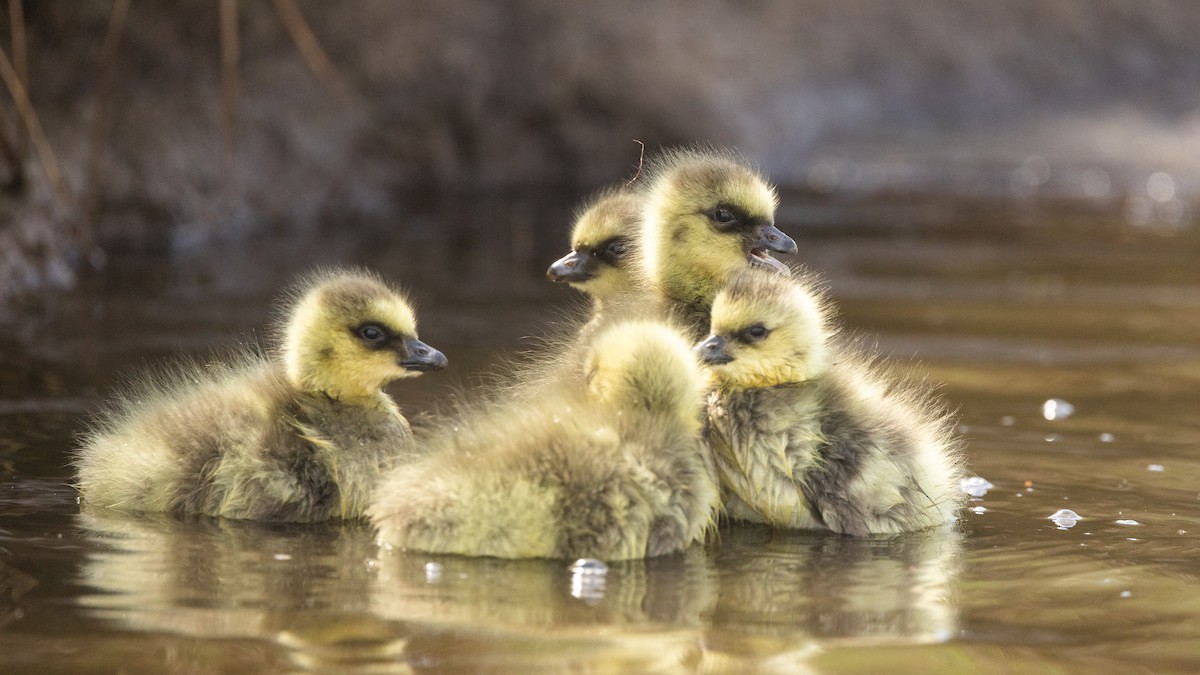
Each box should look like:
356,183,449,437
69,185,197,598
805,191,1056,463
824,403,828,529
75,510,406,671
370,547,715,672
77,510,378,625
364,526,962,671
76,509,962,673
709,526,962,648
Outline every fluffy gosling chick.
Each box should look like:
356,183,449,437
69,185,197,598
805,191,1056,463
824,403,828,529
638,147,797,336
546,186,643,314
697,269,964,535
75,268,447,523
369,320,718,560
504,187,646,399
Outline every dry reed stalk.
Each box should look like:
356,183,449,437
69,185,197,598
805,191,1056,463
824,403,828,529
0,92,21,189
0,43,70,209
625,139,646,186
83,0,131,246
7,1,24,89
271,0,355,99
0,0,25,187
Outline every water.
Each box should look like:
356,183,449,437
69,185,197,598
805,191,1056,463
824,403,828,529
2,194,1200,672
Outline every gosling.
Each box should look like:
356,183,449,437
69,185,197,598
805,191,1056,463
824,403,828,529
502,186,645,400
74,267,447,523
546,185,644,326
638,147,797,337
369,320,718,560
697,269,965,535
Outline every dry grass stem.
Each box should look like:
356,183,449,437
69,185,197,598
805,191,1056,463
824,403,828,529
625,139,646,186
271,0,357,101
7,0,25,107
0,42,70,209
0,95,22,188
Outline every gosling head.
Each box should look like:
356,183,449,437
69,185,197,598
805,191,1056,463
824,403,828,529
278,268,447,400
696,269,828,390
546,188,642,305
583,320,703,432
639,147,796,309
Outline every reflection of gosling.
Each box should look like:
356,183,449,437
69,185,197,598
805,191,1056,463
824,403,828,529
370,320,718,560
638,147,797,337
697,269,964,535
546,186,643,322
75,268,447,523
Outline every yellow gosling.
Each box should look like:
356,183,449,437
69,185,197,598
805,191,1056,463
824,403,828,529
74,267,446,523
697,268,965,535
369,319,718,560
637,147,797,336
546,185,645,321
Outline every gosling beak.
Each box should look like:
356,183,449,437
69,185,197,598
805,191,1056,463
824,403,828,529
399,337,448,372
546,250,597,283
695,335,733,365
756,223,798,255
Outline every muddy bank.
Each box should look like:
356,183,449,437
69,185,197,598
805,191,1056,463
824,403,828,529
1,1,1199,306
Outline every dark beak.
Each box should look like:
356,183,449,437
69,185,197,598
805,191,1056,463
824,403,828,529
546,250,597,282
756,223,798,255
399,337,448,372
695,335,733,365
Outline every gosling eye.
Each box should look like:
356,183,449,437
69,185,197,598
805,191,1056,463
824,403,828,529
713,207,736,225
739,324,770,343
606,238,629,259
355,323,389,347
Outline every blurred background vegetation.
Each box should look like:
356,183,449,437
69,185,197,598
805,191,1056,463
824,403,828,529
0,0,1198,307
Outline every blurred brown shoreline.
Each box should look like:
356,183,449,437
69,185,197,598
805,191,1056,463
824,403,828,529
1,0,1198,306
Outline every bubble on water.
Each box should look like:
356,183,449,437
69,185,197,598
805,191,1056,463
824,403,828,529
569,558,608,575
1157,199,1188,227
1115,519,1140,526
1044,434,1061,442
1099,433,1114,443
569,558,608,605
273,554,292,561
424,562,444,584
1042,398,1074,421
960,476,994,497
1049,509,1082,529
970,506,987,515
1148,464,1165,472
1147,171,1176,202
1000,416,1016,426
1120,591,1132,598
1011,156,1050,196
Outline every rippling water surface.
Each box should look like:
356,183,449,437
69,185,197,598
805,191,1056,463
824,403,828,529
2,195,1199,673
